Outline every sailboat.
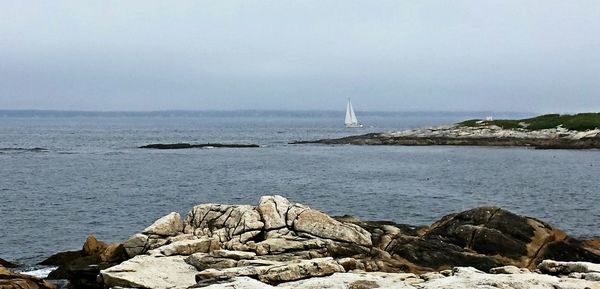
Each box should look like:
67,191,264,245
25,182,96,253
344,99,363,128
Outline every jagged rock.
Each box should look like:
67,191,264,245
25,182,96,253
538,259,600,274
193,258,344,285
160,238,213,256
183,204,264,245
122,233,148,257
98,255,197,289
257,257,345,284
257,195,291,230
82,235,107,256
290,208,372,247
99,243,126,263
142,212,182,236
185,253,239,271
0,267,56,289
255,237,326,255
210,250,256,260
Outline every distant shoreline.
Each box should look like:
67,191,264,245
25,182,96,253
292,113,600,150
0,109,532,118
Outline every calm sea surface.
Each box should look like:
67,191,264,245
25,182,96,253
1,113,599,265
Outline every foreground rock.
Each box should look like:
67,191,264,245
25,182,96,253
0,267,56,289
139,143,260,149
41,235,126,289
98,255,197,289
91,195,600,288
292,124,600,149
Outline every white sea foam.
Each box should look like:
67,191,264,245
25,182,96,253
17,266,57,279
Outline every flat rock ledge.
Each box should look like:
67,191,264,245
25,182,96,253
83,195,600,289
139,143,260,149
292,124,600,149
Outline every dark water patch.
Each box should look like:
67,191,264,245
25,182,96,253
0,147,48,153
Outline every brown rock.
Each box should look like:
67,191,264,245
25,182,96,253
0,267,56,289
0,258,17,269
82,235,108,256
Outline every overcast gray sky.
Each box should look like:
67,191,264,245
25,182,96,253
1,1,598,112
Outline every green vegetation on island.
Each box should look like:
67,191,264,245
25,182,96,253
459,113,600,131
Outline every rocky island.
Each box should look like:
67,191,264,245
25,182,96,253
140,143,260,149
3,195,600,289
293,113,600,149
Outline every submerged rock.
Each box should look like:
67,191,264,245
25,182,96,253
139,143,260,149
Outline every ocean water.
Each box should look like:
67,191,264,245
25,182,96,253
1,113,599,265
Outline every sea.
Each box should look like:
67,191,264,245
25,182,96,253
1,111,599,267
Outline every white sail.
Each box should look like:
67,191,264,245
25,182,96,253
345,101,353,125
349,102,358,124
345,99,363,128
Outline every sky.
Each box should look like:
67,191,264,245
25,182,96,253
0,1,599,112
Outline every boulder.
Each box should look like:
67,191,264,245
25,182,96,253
98,255,197,289
160,238,213,256
41,235,127,289
183,204,264,245
142,212,183,237
122,233,148,257
257,257,345,284
0,267,56,289
257,195,291,230
286,205,372,247
422,207,600,269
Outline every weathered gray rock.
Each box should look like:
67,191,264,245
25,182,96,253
291,208,372,247
183,204,264,245
538,259,600,274
210,249,256,260
185,253,239,271
419,266,600,289
142,212,183,236
257,257,345,284
255,237,326,255
257,195,291,230
193,257,344,285
122,233,148,258
98,255,197,289
160,238,213,256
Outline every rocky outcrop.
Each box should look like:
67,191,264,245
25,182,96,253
42,235,126,289
0,267,56,289
89,195,600,289
292,124,600,149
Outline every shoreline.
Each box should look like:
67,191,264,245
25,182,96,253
292,124,600,149
4,195,599,288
